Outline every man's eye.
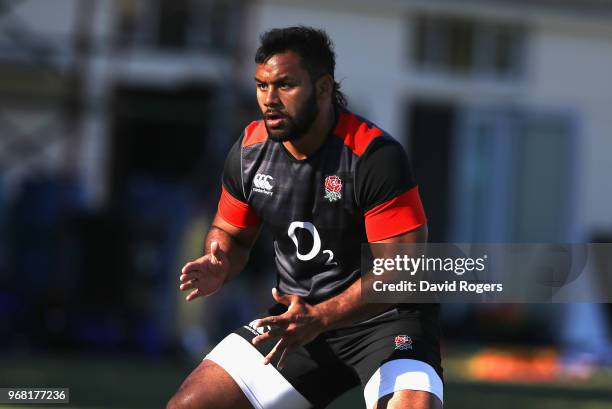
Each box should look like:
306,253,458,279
279,83,292,89
257,83,267,90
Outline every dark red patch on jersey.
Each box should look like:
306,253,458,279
242,120,268,147
333,112,383,156
218,186,261,228
364,186,427,242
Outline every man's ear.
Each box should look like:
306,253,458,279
316,74,334,99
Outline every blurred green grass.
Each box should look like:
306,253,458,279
1,354,611,409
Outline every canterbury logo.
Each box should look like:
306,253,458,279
254,173,273,190
253,173,274,195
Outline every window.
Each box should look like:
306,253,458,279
114,0,241,53
413,15,525,79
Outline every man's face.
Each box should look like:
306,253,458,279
255,51,319,142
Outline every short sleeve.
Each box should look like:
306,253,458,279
221,133,246,201
355,138,427,241
218,133,260,228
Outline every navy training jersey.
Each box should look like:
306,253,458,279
218,108,427,304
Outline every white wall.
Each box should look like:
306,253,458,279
9,0,78,37
525,19,612,235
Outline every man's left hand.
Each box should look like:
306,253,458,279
252,288,325,370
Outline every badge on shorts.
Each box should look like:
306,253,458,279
394,335,413,350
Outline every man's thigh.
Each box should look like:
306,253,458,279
374,390,443,409
327,306,444,408
170,304,360,409
167,359,253,409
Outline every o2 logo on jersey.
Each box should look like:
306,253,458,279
253,173,274,196
324,175,342,202
287,221,337,266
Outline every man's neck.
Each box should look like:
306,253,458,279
282,104,335,160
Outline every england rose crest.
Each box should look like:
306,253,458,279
394,335,413,350
324,175,342,202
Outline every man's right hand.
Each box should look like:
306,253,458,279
179,241,229,301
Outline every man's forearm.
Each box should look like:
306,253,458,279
313,276,394,331
204,225,251,282
313,225,428,331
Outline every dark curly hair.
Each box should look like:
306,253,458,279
255,26,347,107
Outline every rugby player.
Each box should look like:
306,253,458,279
167,26,442,409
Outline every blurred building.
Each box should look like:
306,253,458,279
0,0,253,354
2,0,611,244
0,0,250,206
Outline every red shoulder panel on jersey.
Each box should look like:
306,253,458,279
218,186,261,228
364,186,427,242
242,120,268,147
333,112,383,156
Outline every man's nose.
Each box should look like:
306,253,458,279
265,87,280,106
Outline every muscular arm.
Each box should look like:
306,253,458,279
205,213,261,281
179,213,260,301
313,224,428,330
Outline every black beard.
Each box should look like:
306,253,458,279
265,90,318,142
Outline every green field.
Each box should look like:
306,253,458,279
1,354,611,409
